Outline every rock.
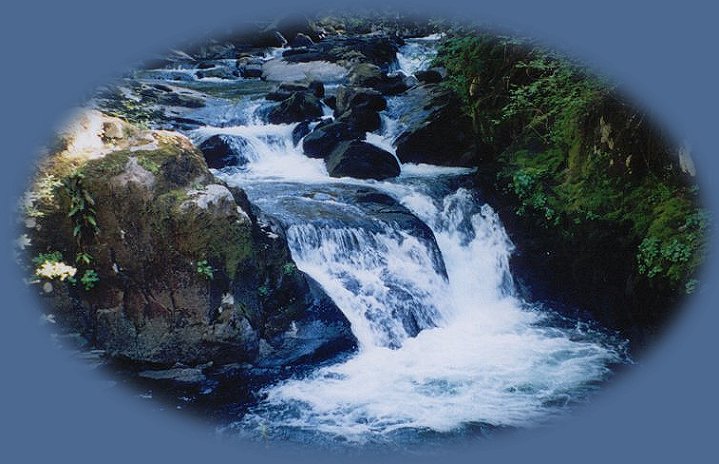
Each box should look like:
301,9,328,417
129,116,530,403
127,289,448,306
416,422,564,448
395,85,477,166
348,63,408,95
152,90,206,109
282,35,401,69
337,107,382,133
415,69,443,84
239,62,263,79
292,121,312,145
323,95,337,110
195,66,237,80
290,33,314,48
198,134,254,169
325,140,400,180
267,92,323,124
335,86,386,114
261,60,347,83
26,111,356,366
302,121,362,158
268,80,325,101
348,63,383,87
307,80,325,98
139,367,207,384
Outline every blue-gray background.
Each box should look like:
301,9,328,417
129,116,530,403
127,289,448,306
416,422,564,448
1,0,716,462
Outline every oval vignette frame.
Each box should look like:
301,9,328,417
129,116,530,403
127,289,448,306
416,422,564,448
0,0,717,463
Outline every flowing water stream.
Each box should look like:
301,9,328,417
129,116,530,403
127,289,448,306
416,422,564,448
135,36,629,448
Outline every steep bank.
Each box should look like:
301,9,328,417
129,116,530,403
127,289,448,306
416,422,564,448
426,32,708,346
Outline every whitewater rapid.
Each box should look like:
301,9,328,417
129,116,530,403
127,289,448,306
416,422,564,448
170,35,630,445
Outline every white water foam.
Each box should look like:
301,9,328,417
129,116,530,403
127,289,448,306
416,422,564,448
236,187,624,443
191,35,629,444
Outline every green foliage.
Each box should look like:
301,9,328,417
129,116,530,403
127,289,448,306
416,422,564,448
63,171,99,244
79,269,100,291
75,251,93,265
136,156,160,175
257,286,270,297
196,260,214,280
435,32,709,295
32,251,64,266
637,207,709,289
282,263,297,275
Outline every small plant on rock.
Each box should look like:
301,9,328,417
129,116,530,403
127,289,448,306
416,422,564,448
196,260,214,280
80,269,100,290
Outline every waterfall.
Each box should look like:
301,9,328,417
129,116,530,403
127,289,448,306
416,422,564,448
286,224,450,349
229,175,625,443
176,34,630,445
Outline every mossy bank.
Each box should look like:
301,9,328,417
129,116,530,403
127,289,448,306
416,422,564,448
427,31,709,347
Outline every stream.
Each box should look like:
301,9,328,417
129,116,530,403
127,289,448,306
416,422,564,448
118,35,629,449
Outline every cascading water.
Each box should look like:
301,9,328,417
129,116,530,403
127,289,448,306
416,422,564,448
137,34,629,446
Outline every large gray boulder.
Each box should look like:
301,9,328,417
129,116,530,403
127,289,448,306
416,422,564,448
326,140,400,180
267,92,324,124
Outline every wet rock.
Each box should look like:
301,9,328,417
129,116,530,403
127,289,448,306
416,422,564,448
337,107,382,133
302,121,362,158
415,69,443,84
323,95,337,110
195,66,237,80
292,121,312,145
267,80,325,101
326,140,400,180
282,34,401,69
395,84,477,166
335,86,386,114
348,63,408,95
198,134,254,169
239,62,263,79
267,92,323,124
139,367,207,384
290,33,314,48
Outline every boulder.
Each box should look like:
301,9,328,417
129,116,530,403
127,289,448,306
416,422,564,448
267,92,324,124
281,35,401,69
335,86,386,114
348,63,409,95
395,85,477,166
302,121,362,158
337,107,382,133
325,140,400,180
292,120,312,145
290,33,314,48
25,111,356,366
238,58,264,78
414,69,443,84
268,80,325,101
198,134,254,169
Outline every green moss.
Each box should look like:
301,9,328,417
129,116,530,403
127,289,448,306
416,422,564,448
152,189,254,281
80,151,131,178
435,32,709,295
136,156,161,175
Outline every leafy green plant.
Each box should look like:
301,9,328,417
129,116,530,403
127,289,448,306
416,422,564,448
75,251,93,265
196,260,214,280
79,269,100,290
33,251,64,266
257,286,269,297
64,171,99,244
282,263,297,275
